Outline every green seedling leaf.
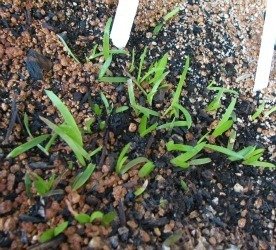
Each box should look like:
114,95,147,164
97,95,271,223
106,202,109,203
84,118,94,133
99,55,112,78
116,143,131,173
206,89,223,112
39,221,68,243
166,141,194,152
137,47,148,83
138,161,155,178
102,211,117,226
174,103,192,128
40,117,88,166
227,130,237,150
7,134,50,158
103,17,112,60
72,163,96,191
54,221,68,236
189,158,211,165
87,44,99,61
57,34,80,63
45,90,83,146
207,81,239,96
251,102,265,120
90,211,104,222
135,104,159,118
218,97,237,126
157,120,189,130
138,115,158,137
163,6,180,22
100,92,112,114
264,105,276,117
88,146,102,158
33,174,53,195
134,179,149,196
39,228,55,243
153,23,163,36
100,77,128,83
205,144,243,160
212,119,233,137
129,48,135,72
24,173,32,197
115,106,129,113
180,180,188,192
163,232,182,248
171,142,206,168
75,213,91,224
120,157,149,175
243,161,275,168
92,104,102,116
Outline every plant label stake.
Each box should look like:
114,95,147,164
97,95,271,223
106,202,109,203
254,0,276,92
110,0,139,49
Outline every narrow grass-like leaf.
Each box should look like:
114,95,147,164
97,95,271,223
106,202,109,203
212,120,233,137
103,17,112,60
45,90,83,146
100,92,111,114
134,179,149,196
75,213,90,224
180,180,188,192
264,105,276,117
99,55,112,78
129,48,135,73
137,47,148,83
164,6,180,21
140,122,158,137
138,161,155,178
24,173,32,197
166,141,194,152
87,44,99,61
157,121,189,130
88,146,102,158
251,102,265,120
153,23,163,36
205,144,243,159
90,211,104,223
218,97,236,126
171,142,206,166
7,134,50,158
244,161,275,168
40,117,88,165
189,158,211,165
72,163,95,191
120,157,149,175
116,143,131,173
135,105,159,117
57,34,80,63
206,89,223,112
115,106,129,113
227,130,237,150
100,77,128,83
174,103,192,128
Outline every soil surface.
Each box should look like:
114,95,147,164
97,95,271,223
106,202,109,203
0,0,275,249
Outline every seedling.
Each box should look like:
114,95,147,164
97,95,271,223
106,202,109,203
180,179,189,192
153,6,180,36
57,34,80,63
134,179,149,196
127,79,159,117
138,115,158,137
264,105,276,117
251,102,265,120
40,90,89,166
169,141,211,169
75,210,117,226
31,172,57,196
206,81,239,112
164,56,190,119
115,143,149,175
138,161,155,178
7,134,50,158
211,97,237,138
72,163,96,191
205,144,275,168
39,221,68,243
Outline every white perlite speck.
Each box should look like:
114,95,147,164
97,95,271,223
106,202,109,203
110,0,139,49
234,183,244,193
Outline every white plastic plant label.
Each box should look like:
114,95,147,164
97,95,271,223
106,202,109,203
253,0,276,92
110,0,139,49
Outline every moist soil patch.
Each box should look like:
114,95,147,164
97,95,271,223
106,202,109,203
0,1,275,249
